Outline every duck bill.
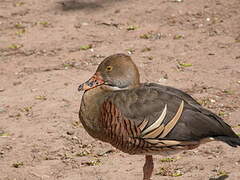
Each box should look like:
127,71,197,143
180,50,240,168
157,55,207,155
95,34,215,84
78,73,105,91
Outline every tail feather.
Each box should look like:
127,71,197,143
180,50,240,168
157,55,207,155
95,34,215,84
215,136,240,147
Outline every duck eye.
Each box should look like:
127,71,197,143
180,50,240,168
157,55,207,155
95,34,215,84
106,66,113,71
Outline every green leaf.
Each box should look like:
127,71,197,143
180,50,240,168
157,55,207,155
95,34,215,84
15,23,25,29
172,171,183,177
39,21,50,27
179,62,192,67
8,44,22,50
80,44,92,50
0,133,10,137
127,25,138,31
173,34,184,40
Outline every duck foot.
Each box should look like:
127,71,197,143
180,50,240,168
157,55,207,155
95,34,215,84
143,155,154,180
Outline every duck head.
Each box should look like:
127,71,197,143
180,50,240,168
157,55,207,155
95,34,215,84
78,53,140,91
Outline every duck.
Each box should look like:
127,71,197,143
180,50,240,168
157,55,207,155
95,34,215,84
78,53,240,180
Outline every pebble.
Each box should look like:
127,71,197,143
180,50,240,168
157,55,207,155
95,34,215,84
0,108,6,113
0,129,4,134
210,99,216,103
0,88,5,92
82,22,89,26
0,150,4,155
13,81,22,86
66,131,74,135
158,78,167,84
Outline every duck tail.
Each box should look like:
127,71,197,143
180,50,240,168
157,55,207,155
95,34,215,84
214,136,240,147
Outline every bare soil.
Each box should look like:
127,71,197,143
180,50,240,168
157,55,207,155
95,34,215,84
0,0,240,179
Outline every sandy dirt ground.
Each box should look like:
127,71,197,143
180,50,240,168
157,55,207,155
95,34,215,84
0,0,240,179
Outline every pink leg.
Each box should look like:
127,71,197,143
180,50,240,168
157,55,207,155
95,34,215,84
143,155,154,180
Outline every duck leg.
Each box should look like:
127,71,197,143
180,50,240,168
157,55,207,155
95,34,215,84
143,155,154,180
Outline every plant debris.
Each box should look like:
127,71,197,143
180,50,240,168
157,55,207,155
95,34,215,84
0,132,10,137
16,29,26,36
173,34,184,40
141,47,151,52
35,95,47,100
97,149,115,156
156,167,183,177
178,62,192,67
217,170,229,176
140,32,162,40
15,23,25,29
18,106,33,117
76,150,91,157
12,162,24,168
80,44,92,50
126,48,135,54
81,159,101,166
8,44,23,50
126,25,138,31
39,21,50,27
14,2,25,7
160,157,176,162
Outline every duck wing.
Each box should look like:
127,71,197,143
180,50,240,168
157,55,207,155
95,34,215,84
99,83,240,154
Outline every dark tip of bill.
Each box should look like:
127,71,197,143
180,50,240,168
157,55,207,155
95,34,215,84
78,84,84,91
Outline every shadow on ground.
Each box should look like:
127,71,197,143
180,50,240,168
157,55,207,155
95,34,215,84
58,0,125,11
209,175,229,180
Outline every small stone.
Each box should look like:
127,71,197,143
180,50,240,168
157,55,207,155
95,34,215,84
66,131,74,135
13,81,22,86
82,22,89,26
114,9,120,13
72,136,78,140
0,108,6,113
0,150,4,155
158,78,167,84
0,88,5,92
210,99,216,103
